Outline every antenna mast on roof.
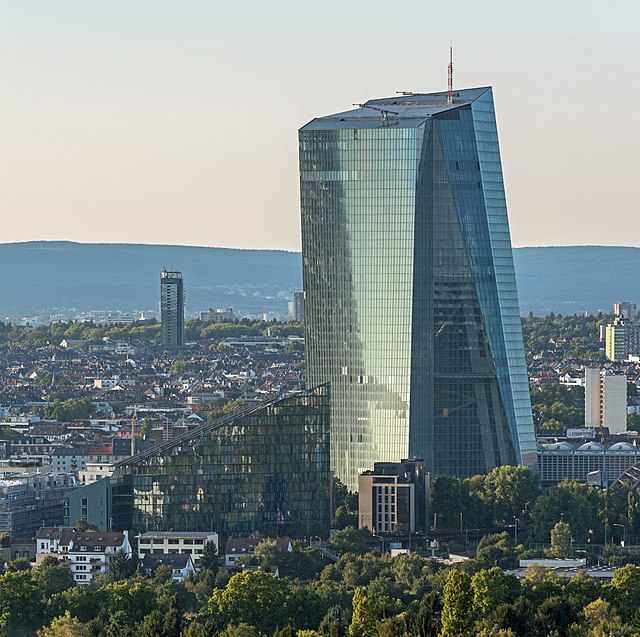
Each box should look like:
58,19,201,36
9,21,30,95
447,46,453,104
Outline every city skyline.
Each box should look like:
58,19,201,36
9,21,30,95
0,1,638,251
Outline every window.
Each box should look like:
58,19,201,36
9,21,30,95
168,539,179,545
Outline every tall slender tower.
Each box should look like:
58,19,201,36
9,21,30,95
299,86,536,489
160,270,184,349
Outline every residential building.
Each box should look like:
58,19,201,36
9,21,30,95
299,86,535,488
141,553,196,582
605,319,640,361
160,270,185,349
199,307,235,323
136,531,218,565
358,459,429,534
35,528,131,584
288,292,304,322
52,448,87,474
585,369,627,434
109,386,330,536
613,302,637,321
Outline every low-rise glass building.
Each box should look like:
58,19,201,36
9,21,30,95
110,385,330,536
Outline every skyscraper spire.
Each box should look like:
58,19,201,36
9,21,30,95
447,46,454,104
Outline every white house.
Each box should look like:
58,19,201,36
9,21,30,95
141,553,196,582
36,528,132,584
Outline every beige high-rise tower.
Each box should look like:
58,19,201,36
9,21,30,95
585,368,627,434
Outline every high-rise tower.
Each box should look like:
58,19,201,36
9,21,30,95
299,87,536,488
160,270,184,349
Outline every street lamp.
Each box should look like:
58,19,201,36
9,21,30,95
372,533,385,554
613,523,627,548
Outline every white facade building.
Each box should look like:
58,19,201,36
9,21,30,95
136,531,218,565
36,528,132,584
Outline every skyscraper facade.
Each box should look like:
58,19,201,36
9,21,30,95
160,270,184,349
299,87,536,488
110,385,330,536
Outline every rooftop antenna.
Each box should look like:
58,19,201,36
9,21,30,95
447,45,454,104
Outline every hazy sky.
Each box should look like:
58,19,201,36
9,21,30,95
1,1,638,251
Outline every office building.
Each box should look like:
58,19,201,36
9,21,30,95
585,369,627,434
63,477,112,531
0,472,77,540
605,319,640,361
110,385,330,536
289,292,305,322
160,270,184,348
299,86,535,488
358,459,429,534
613,302,637,322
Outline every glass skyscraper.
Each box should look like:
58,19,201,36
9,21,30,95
110,385,330,536
299,87,536,489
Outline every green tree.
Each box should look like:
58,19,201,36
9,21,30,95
531,482,595,543
74,520,98,532
101,580,156,626
475,533,516,568
140,417,152,440
138,608,181,637
440,569,473,637
44,399,94,422
218,624,262,637
199,540,219,576
37,611,92,637
47,585,105,624
471,567,519,620
348,587,394,637
210,570,292,634
481,466,540,524
0,570,44,633
327,527,371,556
7,557,32,571
548,520,572,558
36,556,76,598
108,550,137,581
604,564,640,623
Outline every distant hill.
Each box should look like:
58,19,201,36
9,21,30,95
513,246,640,316
0,242,636,319
0,241,302,318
